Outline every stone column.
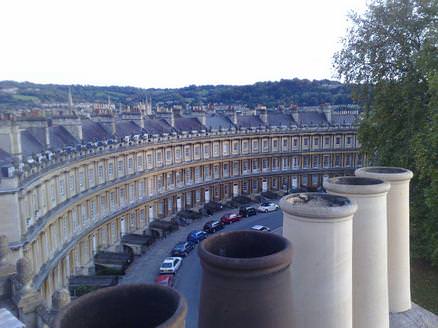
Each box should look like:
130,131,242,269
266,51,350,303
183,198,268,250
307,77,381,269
324,176,390,328
355,167,413,313
280,193,357,328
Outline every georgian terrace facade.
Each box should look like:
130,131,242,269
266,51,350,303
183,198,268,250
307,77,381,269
0,108,363,306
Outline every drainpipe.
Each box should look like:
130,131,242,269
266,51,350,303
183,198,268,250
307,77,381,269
55,284,187,328
324,176,391,328
355,166,413,313
280,193,357,328
198,231,293,328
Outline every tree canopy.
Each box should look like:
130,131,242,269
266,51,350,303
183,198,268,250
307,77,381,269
335,0,438,265
0,79,353,110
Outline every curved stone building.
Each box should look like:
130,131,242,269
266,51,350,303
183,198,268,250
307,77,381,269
0,106,363,307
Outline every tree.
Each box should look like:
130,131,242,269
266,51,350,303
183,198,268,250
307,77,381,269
334,0,438,265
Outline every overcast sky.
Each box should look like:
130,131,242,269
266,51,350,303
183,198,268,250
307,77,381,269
0,0,367,88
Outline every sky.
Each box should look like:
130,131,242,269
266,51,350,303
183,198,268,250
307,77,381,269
0,0,368,89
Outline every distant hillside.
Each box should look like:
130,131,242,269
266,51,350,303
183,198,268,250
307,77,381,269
0,79,353,110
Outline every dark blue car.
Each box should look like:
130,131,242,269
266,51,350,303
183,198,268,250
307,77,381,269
187,230,207,244
171,241,195,257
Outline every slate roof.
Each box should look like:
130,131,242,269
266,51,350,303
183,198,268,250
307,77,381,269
204,113,235,130
49,126,78,149
26,127,46,147
20,130,44,157
115,121,142,137
174,117,205,132
0,149,13,165
298,111,328,126
81,119,112,142
268,112,296,127
236,115,266,128
142,118,174,135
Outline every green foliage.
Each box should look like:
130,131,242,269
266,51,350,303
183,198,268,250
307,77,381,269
0,78,353,110
335,0,438,265
411,261,438,314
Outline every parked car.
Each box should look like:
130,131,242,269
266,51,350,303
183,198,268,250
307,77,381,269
203,220,224,233
159,257,183,274
257,202,279,213
220,213,242,224
155,274,174,287
251,225,271,232
187,230,207,244
239,206,257,218
171,241,195,257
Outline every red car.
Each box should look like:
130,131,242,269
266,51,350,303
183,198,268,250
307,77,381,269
155,274,174,287
220,213,242,224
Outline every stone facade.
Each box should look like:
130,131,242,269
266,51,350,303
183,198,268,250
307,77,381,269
0,108,362,312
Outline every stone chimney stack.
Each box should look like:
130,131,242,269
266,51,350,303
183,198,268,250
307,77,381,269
260,108,268,124
291,106,299,123
0,119,23,160
54,284,187,328
198,231,293,328
170,108,179,128
199,111,207,127
355,167,414,313
146,96,153,116
324,176,391,328
323,105,332,124
232,111,238,126
111,114,117,136
44,120,51,149
280,193,357,328
51,116,83,141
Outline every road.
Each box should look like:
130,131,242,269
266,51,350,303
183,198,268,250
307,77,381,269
173,210,284,328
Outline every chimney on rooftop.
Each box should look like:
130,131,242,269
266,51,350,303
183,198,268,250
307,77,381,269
199,111,207,127
232,111,238,125
322,104,332,124
291,105,299,123
280,193,357,328
111,114,117,136
198,231,293,328
260,108,268,124
355,167,414,313
0,120,23,161
170,108,176,128
54,284,187,328
324,176,391,328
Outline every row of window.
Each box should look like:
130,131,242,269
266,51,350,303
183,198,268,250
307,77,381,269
34,169,348,306
24,151,363,228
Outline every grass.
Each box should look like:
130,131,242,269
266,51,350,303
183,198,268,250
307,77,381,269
12,94,39,102
411,260,438,314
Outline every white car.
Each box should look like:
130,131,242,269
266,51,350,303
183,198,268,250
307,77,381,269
251,225,271,232
159,257,183,274
257,202,279,213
